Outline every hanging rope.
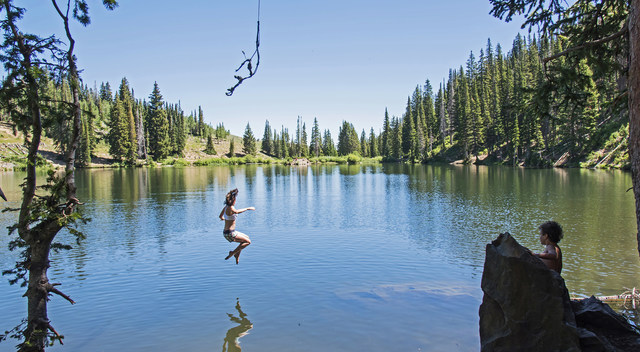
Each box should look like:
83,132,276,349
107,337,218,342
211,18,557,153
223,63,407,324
226,0,261,96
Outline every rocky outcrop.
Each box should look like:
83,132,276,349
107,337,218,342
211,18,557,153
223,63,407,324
480,232,640,351
479,232,580,351
572,297,640,351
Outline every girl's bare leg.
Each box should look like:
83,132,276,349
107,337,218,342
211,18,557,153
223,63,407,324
227,233,251,264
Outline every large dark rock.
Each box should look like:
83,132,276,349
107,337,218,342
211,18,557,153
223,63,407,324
571,296,640,351
479,232,581,351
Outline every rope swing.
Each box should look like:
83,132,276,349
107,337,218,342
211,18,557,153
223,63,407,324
226,0,261,96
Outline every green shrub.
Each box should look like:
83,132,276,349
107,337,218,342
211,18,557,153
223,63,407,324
346,153,362,164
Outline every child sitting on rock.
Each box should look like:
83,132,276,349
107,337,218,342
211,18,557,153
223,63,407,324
533,221,563,274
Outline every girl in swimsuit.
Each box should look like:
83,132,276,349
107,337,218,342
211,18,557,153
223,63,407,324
219,188,255,264
533,221,563,274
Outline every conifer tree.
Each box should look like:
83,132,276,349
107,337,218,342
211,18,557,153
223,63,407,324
360,129,368,157
369,128,378,157
174,106,186,156
436,82,448,149
205,135,216,155
322,129,337,156
381,108,391,157
121,82,137,164
301,122,309,157
456,68,472,159
337,121,360,155
147,82,170,160
262,120,273,155
243,123,257,155
99,81,113,102
228,138,235,157
401,97,416,160
281,127,290,158
108,95,128,161
198,106,204,137
423,80,436,153
310,117,322,157
391,116,403,160
273,130,281,158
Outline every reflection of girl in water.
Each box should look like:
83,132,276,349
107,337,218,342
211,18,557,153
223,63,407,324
219,189,255,264
222,299,253,352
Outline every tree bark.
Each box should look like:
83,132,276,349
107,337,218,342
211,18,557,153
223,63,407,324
22,241,52,352
630,0,640,257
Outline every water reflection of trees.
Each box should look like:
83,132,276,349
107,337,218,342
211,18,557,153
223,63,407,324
222,299,253,352
64,165,640,298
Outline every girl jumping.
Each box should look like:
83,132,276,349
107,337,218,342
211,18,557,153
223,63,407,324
219,188,255,264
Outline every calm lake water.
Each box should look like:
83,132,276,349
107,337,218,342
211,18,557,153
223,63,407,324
1,164,639,351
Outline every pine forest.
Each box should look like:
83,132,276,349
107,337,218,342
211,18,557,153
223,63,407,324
1,34,628,169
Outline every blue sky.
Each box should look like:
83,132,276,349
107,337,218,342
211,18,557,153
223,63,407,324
20,0,525,137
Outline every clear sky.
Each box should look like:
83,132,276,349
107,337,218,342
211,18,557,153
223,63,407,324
19,0,525,137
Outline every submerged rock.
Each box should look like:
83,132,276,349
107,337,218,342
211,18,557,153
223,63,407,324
479,232,580,351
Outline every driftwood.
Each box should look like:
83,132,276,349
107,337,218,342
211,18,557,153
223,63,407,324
575,287,640,309
594,287,640,309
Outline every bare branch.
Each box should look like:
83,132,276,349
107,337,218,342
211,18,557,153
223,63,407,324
47,322,63,345
48,285,75,304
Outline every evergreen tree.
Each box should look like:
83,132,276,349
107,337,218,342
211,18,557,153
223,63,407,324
243,123,257,155
300,122,309,157
337,121,360,155
205,134,216,155
228,138,235,157
381,108,391,157
310,117,322,157
108,94,127,160
216,123,229,139
147,82,170,160
369,128,378,157
281,127,290,158
174,107,186,156
360,129,368,157
390,116,403,160
273,130,281,158
198,106,204,137
322,129,337,156
401,97,416,160
262,120,273,155
436,81,448,149
99,81,113,102
423,80,437,153
455,68,472,158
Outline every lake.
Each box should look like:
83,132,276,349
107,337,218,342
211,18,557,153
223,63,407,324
1,164,639,351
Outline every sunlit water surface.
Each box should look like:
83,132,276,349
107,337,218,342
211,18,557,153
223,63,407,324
1,164,639,351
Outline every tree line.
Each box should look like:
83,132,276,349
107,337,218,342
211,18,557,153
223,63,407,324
49,78,231,165
247,31,625,167
11,29,624,167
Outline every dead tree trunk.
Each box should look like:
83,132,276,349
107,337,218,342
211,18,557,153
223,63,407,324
136,105,147,159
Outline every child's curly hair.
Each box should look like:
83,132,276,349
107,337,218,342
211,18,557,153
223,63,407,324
540,221,563,243
225,188,239,206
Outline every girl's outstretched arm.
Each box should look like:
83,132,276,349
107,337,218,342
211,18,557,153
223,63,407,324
219,207,225,221
233,206,255,214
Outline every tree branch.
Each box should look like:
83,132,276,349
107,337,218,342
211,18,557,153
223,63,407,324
46,322,64,345
48,284,75,304
543,23,628,63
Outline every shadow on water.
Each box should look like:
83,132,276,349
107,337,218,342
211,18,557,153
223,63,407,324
222,299,253,352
